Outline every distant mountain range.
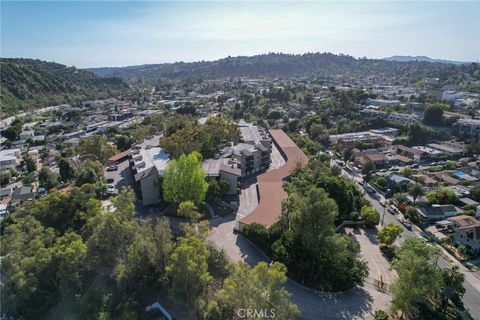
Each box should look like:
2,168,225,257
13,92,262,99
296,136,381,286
0,58,128,116
382,55,469,65
87,53,478,83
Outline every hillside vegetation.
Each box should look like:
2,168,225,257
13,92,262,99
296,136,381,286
88,53,480,90
1,58,128,116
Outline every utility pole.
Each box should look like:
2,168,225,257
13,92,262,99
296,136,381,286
381,189,391,226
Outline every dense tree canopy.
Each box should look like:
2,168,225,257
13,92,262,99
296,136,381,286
423,103,447,126
76,135,117,164
160,114,238,159
426,187,458,205
212,262,299,319
361,206,380,227
244,185,368,291
378,224,403,247
391,238,443,317
162,151,208,206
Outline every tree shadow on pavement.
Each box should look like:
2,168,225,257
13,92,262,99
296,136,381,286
235,233,271,266
364,228,379,245
287,281,376,320
208,214,236,228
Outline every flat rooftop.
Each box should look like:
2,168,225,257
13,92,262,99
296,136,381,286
240,129,308,228
132,135,169,176
240,125,270,145
428,143,464,154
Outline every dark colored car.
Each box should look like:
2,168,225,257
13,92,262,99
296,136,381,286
403,222,413,230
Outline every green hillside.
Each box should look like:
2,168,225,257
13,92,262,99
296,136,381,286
87,53,480,91
1,58,129,116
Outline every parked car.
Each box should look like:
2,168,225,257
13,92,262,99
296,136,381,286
106,184,118,196
106,164,118,171
388,206,399,215
37,188,48,196
403,222,413,231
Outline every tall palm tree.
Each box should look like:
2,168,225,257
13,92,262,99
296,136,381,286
408,183,424,205
440,266,465,317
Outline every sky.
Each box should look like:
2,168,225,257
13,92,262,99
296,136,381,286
1,1,479,68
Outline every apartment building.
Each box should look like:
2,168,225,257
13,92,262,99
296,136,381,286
390,145,429,161
203,158,241,195
456,118,480,138
239,122,272,150
360,108,420,123
329,131,384,148
231,121,272,177
130,135,169,206
230,143,270,177
427,140,467,157
0,149,21,173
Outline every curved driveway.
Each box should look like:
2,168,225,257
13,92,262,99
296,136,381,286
209,216,391,320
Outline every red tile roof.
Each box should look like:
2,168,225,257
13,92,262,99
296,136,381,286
239,129,308,228
108,149,131,163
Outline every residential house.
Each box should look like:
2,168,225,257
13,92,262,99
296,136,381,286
448,215,479,229
455,223,480,254
386,174,415,192
429,172,460,186
417,204,463,222
19,130,34,141
412,174,438,188
11,185,35,206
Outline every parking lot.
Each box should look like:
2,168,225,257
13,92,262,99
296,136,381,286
104,159,133,193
